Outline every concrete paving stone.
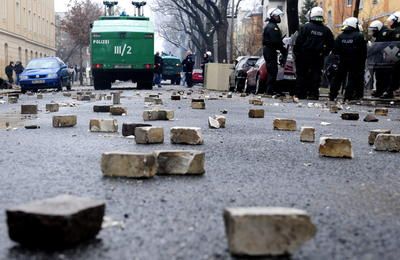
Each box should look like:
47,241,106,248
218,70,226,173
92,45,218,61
24,125,40,129
171,95,181,100
248,109,264,118
6,194,105,249
329,105,340,113
8,96,18,103
170,127,203,145
21,105,38,114
101,152,157,178
89,119,118,133
215,115,226,128
273,118,297,131
52,115,77,128
223,207,316,256
374,134,400,152
122,123,152,136
110,106,127,116
208,117,220,129
46,103,59,113
155,150,205,175
363,114,379,122
300,127,315,142
319,137,353,158
341,112,359,120
375,108,389,116
135,127,164,144
112,93,120,105
143,110,174,121
93,105,111,113
368,129,391,145
78,95,91,101
192,99,206,109
249,99,263,106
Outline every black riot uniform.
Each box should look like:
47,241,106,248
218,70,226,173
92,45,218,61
371,26,391,97
382,23,400,98
330,27,367,101
294,21,334,99
262,20,287,95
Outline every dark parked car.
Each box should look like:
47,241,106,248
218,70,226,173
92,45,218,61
19,57,71,93
192,69,203,84
161,55,182,85
233,56,259,92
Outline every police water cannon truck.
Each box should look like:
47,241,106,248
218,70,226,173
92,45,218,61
90,1,154,90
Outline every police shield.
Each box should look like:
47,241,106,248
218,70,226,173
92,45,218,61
367,41,400,69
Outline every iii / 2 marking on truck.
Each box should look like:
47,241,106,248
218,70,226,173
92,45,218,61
114,44,133,56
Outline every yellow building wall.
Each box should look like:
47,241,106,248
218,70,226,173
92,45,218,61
322,0,400,35
0,0,56,78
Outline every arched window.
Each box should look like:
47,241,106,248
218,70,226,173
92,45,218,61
18,47,22,62
4,43,8,65
30,50,33,60
25,49,28,65
35,51,38,58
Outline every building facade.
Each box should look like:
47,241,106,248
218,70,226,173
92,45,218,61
262,0,306,35
0,0,56,78
322,0,400,34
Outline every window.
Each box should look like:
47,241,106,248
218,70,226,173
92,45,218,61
16,2,20,25
360,0,364,9
18,47,22,61
4,44,8,65
327,10,333,28
346,0,353,6
25,49,28,65
372,0,378,5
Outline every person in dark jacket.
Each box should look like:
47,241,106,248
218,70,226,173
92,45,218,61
368,20,392,97
200,51,212,79
381,11,400,98
294,7,334,100
182,51,195,87
154,52,163,88
14,61,24,86
330,17,367,101
262,7,287,95
5,62,14,84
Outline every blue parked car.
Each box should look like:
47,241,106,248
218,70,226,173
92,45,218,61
19,57,71,93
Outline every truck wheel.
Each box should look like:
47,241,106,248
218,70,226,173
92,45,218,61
93,77,103,90
137,81,153,90
94,77,111,90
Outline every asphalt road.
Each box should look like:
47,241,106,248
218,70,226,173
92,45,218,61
0,83,399,260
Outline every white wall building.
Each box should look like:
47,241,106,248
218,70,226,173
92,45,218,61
262,0,305,35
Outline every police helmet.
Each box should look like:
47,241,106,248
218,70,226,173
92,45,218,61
267,8,283,19
387,11,400,28
368,20,383,32
309,7,324,22
342,17,359,30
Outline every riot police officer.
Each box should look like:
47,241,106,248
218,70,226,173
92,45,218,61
330,17,367,101
368,20,391,97
262,8,287,95
294,6,334,100
381,11,400,98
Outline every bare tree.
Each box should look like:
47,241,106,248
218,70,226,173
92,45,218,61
61,0,102,85
153,0,231,62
